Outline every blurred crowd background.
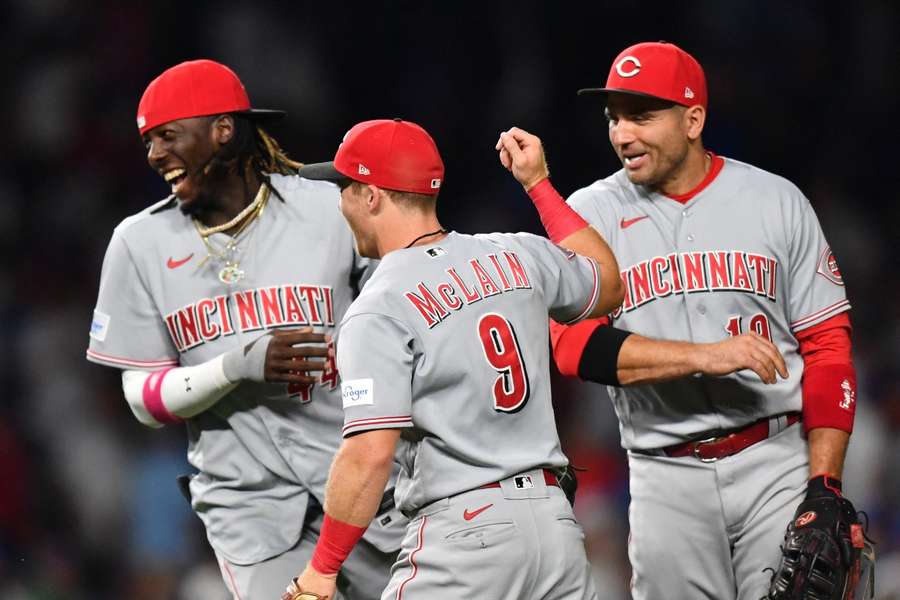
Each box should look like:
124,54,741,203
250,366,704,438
1,1,897,598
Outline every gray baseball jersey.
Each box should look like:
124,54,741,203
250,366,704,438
87,174,402,566
568,157,850,450
335,231,600,514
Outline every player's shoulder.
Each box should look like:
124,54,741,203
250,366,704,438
270,172,340,203
342,267,405,325
567,169,636,214
471,230,552,254
268,173,344,224
112,195,182,240
719,156,808,204
345,232,493,316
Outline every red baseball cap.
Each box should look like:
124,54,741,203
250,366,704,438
299,119,445,195
578,41,707,109
136,59,285,135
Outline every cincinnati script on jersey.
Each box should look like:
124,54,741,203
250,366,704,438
614,250,778,318
164,284,335,351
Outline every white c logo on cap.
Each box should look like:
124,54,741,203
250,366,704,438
615,56,642,78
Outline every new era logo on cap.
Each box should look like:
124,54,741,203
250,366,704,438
297,119,445,195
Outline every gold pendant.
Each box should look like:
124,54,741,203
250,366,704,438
219,265,245,284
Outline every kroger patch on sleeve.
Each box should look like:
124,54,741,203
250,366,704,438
342,378,374,408
90,310,111,342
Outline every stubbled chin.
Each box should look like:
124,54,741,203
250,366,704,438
624,169,648,184
174,175,200,204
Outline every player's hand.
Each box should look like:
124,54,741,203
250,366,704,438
495,127,550,191
264,328,331,384
282,564,337,600
699,333,788,384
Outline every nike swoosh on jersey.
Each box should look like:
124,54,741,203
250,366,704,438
463,503,494,521
167,253,194,269
620,215,649,229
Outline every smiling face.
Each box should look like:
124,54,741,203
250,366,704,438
605,93,697,192
142,116,229,212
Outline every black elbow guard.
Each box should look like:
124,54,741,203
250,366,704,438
577,326,632,386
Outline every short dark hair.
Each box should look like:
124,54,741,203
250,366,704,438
344,181,437,211
383,188,438,210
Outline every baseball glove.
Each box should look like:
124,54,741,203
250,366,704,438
764,477,873,600
282,577,328,600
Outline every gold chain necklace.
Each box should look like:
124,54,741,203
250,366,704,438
194,184,270,284
194,183,269,237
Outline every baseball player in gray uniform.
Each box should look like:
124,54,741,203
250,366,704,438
278,118,625,600
86,60,403,600
546,42,860,599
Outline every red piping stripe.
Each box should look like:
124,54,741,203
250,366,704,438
569,257,601,323
342,416,413,434
396,515,427,600
222,559,243,600
791,299,850,329
86,349,179,368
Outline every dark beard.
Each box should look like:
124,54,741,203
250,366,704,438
177,153,233,217
178,192,215,216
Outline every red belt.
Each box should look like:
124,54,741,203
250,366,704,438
479,469,559,489
662,413,801,462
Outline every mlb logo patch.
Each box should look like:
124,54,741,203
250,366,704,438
425,247,446,258
514,475,534,490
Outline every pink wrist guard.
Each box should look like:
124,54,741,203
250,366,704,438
527,178,588,243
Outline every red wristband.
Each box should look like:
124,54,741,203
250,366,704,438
310,514,367,575
801,363,856,433
527,179,588,243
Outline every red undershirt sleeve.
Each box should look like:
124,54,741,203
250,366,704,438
795,312,856,433
550,317,608,377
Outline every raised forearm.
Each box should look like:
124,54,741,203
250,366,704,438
807,427,849,479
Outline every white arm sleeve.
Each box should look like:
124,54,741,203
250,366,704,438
121,354,238,428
